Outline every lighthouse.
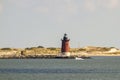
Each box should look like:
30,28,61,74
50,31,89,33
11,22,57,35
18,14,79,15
61,33,70,56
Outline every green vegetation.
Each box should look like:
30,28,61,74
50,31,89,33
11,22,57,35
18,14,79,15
1,48,12,50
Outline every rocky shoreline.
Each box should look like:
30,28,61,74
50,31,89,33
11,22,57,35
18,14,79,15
0,55,91,59
0,54,91,59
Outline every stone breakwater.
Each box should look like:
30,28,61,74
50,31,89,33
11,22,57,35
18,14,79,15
0,46,120,59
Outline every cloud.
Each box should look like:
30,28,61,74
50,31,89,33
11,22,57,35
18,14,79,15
84,0,120,11
8,0,78,15
107,0,119,9
9,0,35,8
84,0,95,12
97,0,119,9
9,0,49,14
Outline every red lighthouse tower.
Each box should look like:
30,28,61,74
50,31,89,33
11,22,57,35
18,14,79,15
61,33,70,56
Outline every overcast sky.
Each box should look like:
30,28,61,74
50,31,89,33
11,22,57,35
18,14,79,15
0,0,120,48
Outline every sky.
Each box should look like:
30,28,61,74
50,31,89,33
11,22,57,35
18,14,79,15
0,0,120,48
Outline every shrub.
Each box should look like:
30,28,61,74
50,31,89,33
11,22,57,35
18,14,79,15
47,47,57,50
1,48,12,50
37,46,44,48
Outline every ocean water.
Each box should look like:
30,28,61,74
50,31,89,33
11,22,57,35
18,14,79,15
0,56,120,80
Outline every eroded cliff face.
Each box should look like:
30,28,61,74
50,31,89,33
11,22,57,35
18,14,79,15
0,46,120,58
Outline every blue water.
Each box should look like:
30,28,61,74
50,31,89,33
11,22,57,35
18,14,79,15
0,56,120,80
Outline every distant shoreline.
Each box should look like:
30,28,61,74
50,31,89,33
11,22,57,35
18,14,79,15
0,46,120,59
